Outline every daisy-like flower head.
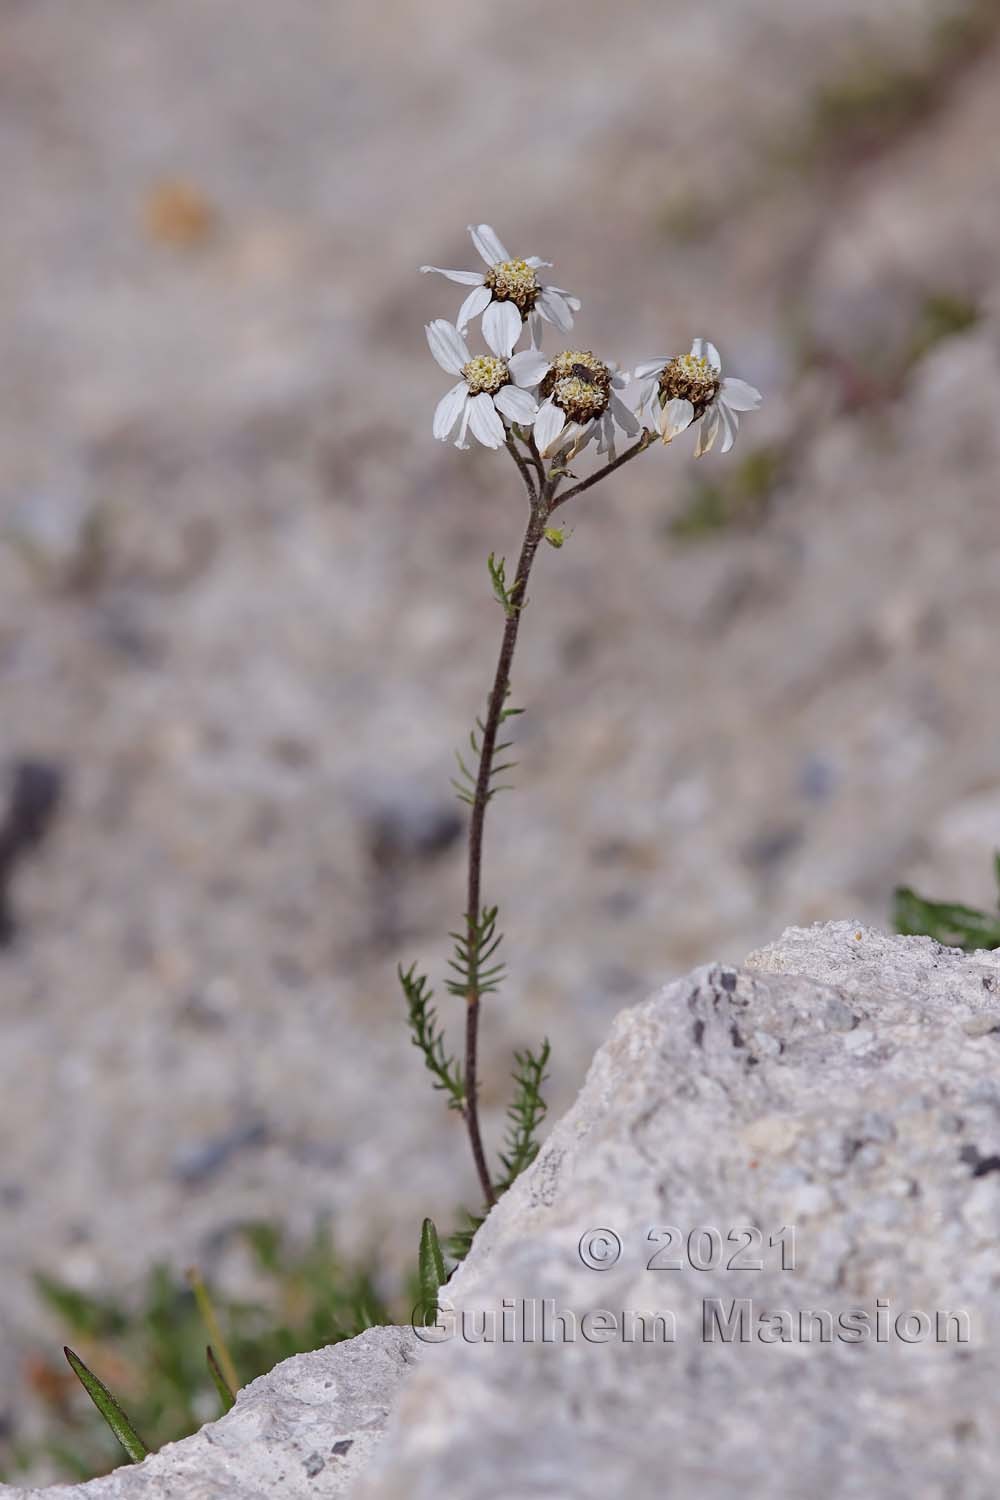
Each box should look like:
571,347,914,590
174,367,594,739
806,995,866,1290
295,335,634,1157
514,347,639,460
425,318,541,451
421,224,581,354
633,339,762,456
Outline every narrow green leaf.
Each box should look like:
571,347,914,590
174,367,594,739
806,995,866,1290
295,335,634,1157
206,1346,236,1414
186,1268,240,1398
417,1218,447,1324
63,1346,149,1465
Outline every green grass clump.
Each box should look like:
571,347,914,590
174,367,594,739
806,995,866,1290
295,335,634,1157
8,1223,392,1484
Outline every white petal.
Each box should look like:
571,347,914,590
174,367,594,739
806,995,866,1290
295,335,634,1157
494,384,538,423
536,287,574,333
659,397,694,442
596,411,616,460
720,377,762,412
426,319,469,375
454,400,472,450
690,338,722,372
455,283,493,332
508,349,551,388
528,311,543,350
525,256,552,269
609,392,639,437
482,299,522,359
633,378,656,414
633,358,669,379
564,420,595,459
534,397,567,456
467,391,506,448
433,381,469,441
547,287,582,311
468,224,510,266
694,407,720,458
419,266,487,286
718,403,737,455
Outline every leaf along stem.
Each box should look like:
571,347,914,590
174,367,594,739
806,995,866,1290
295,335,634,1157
460,424,655,1208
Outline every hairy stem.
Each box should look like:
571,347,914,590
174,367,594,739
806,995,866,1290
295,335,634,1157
549,429,655,511
460,424,654,1205
463,453,549,1207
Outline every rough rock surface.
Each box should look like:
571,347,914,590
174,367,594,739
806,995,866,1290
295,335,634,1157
0,1327,418,1500
6,924,1000,1498
356,923,1000,1500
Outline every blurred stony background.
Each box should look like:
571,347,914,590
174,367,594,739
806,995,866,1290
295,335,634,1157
1,0,999,1478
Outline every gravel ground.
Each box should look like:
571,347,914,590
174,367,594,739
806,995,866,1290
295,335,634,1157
1,0,999,1478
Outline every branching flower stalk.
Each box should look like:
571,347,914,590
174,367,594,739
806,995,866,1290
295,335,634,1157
405,223,762,1229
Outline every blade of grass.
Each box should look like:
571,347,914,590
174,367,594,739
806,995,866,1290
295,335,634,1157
186,1267,239,1397
206,1346,235,1414
63,1346,148,1465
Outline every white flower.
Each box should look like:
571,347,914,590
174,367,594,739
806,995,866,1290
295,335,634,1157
421,224,581,352
516,348,638,460
633,339,762,456
425,318,541,450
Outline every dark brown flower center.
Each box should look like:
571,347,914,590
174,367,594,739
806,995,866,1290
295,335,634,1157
540,350,611,423
657,353,720,416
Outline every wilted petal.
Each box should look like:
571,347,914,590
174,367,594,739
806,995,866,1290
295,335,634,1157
659,397,694,443
525,256,553,269
610,392,639,437
548,286,582,312
564,420,595,459
694,407,721,457
419,265,487,285
718,403,737,455
536,287,574,333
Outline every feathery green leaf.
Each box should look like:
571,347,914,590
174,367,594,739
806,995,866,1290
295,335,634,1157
399,963,465,1108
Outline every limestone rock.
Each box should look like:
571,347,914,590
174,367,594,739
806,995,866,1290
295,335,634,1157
358,923,1000,1500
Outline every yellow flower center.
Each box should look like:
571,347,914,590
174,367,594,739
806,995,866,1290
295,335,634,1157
462,354,510,396
657,353,720,415
541,350,611,423
485,259,540,313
